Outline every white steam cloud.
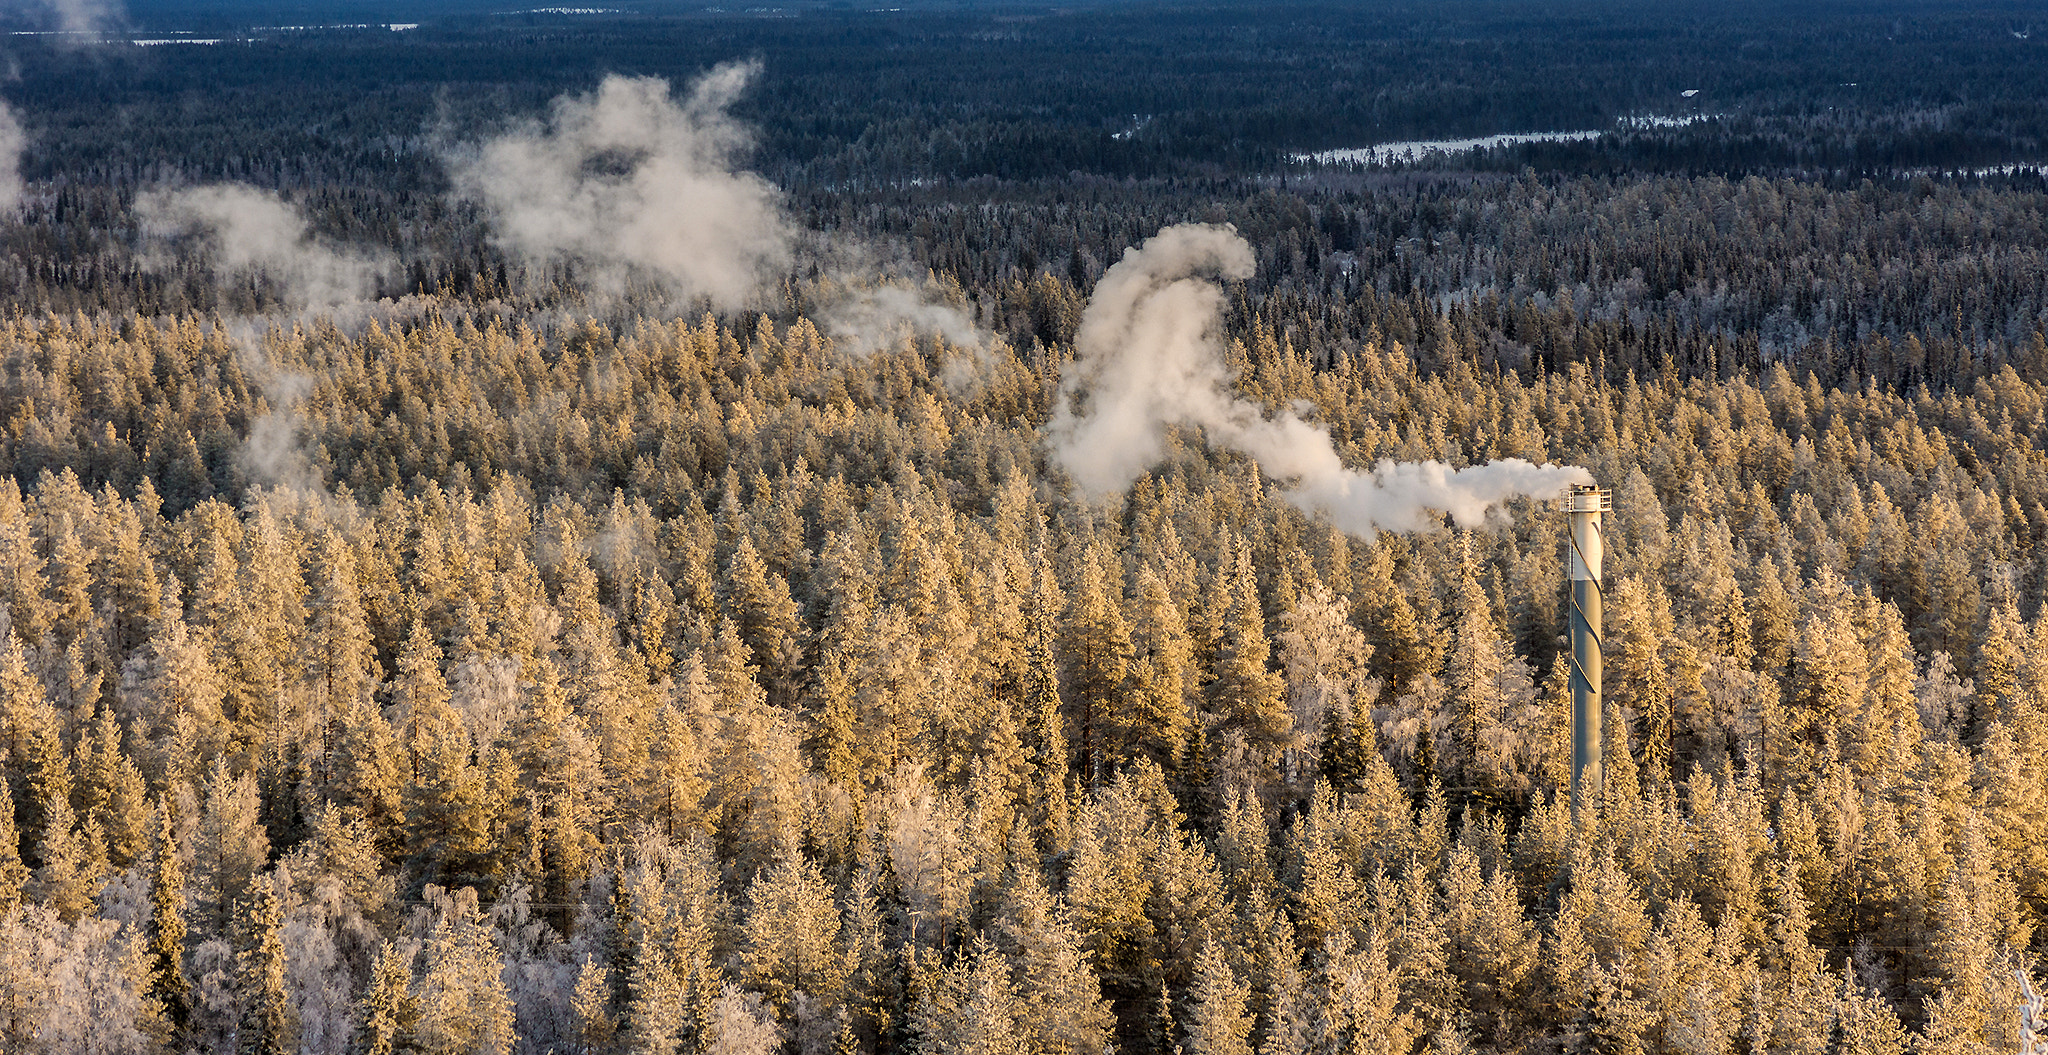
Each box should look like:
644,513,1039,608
0,102,22,216
448,64,791,309
135,184,392,311
450,66,993,359
30,0,121,35
1047,224,1591,536
814,278,1000,391
819,284,984,358
133,186,395,498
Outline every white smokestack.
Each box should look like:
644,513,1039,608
447,64,792,309
134,184,393,311
1046,223,1591,536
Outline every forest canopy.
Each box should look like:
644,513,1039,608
0,2,2043,1055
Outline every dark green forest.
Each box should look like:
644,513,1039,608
0,3,2044,1055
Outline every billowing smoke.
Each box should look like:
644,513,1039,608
135,184,392,311
447,64,791,309
0,102,22,216
1046,224,1591,536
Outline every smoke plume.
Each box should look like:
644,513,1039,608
448,64,791,309
0,102,22,216
135,184,392,311
1046,224,1591,536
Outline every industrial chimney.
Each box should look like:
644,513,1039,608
1565,483,1609,824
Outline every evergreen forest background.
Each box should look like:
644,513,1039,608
0,2,2045,1054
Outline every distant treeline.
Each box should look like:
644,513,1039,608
11,171,2048,394
8,0,2048,185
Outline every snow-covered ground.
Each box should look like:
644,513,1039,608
1618,114,1710,130
1295,130,1599,166
1291,113,1712,166
250,24,420,31
1897,163,2048,178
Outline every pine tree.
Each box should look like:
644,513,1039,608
1277,578,1371,790
149,800,192,1041
1833,964,1908,1055
44,514,95,649
1208,543,1288,760
0,788,26,918
236,875,296,1055
1442,545,1509,794
705,983,783,1055
0,481,52,649
1357,543,1439,698
415,887,517,1055
990,865,1114,1055
74,704,150,868
31,791,102,921
721,535,806,705
1256,900,1314,1055
571,957,618,1055
1787,572,1865,766
912,938,1029,1055
1316,689,1379,795
190,758,271,936
1024,548,1072,851
359,940,419,1055
1183,941,1254,1055
1317,929,1416,1055
1128,564,1196,773
400,624,492,889
1919,818,2031,1055
0,635,70,859
1603,577,1674,781
508,655,610,915
738,854,844,1016
306,529,378,714
1063,543,1132,788
1443,846,1539,1042
327,692,404,846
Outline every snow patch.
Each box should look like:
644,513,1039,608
1291,113,1715,166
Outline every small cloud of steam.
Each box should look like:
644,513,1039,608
451,65,997,373
0,102,22,216
135,184,392,311
132,187,390,499
447,64,791,309
819,285,984,358
219,319,324,498
28,0,122,35
1046,223,1592,536
814,279,1003,392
